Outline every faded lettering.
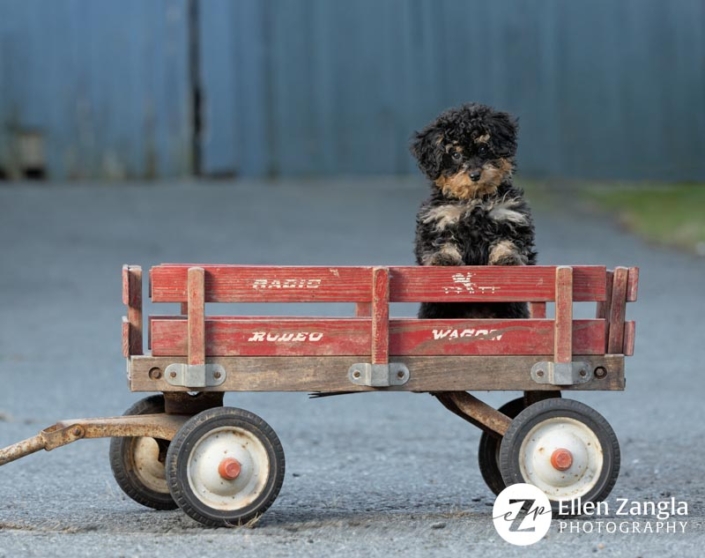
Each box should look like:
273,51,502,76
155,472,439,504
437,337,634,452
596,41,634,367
432,328,504,341
252,278,322,290
248,331,324,342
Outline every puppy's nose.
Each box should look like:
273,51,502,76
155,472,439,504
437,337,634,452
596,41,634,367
469,170,482,182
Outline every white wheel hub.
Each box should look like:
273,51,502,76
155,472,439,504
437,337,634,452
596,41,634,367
187,426,269,510
132,437,168,493
519,417,603,499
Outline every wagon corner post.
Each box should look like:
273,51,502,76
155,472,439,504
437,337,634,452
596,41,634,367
122,265,143,356
187,266,206,367
554,265,574,364
371,266,391,366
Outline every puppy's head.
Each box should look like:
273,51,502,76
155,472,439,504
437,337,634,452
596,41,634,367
410,103,518,199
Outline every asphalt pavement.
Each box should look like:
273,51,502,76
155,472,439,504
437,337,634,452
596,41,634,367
0,178,703,557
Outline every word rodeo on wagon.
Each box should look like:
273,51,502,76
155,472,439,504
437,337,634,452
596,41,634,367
247,332,324,342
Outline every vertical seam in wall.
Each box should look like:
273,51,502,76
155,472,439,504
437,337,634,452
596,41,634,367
188,0,202,176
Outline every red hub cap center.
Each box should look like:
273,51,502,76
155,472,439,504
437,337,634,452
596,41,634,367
550,448,573,471
218,457,242,480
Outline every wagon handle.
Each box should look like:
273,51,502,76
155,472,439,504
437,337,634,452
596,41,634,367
0,414,189,467
0,433,47,466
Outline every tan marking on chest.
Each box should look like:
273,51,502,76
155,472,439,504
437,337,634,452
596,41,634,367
422,204,468,230
488,198,528,225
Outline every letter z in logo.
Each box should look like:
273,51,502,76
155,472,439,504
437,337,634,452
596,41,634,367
492,484,552,545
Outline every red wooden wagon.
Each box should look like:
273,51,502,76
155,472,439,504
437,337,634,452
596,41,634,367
0,263,638,527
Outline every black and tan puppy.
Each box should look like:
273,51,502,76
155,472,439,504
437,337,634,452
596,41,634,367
411,103,537,320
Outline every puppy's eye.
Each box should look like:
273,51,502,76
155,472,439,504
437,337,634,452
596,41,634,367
451,152,462,161
477,146,489,156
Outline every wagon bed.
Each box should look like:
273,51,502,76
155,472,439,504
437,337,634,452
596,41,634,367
125,263,637,394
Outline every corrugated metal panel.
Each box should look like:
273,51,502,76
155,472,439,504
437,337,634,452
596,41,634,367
199,0,705,181
199,0,268,177
0,0,191,180
1,0,704,181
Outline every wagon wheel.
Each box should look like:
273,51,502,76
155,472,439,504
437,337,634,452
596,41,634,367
498,398,620,513
165,407,285,527
477,398,526,496
478,392,561,496
109,395,177,510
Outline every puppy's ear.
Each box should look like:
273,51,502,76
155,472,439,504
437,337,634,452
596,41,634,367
487,111,519,158
410,126,445,180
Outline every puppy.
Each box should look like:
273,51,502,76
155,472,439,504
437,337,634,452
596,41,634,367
411,103,537,320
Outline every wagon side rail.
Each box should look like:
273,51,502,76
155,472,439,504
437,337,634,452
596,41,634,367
123,263,637,395
142,265,614,371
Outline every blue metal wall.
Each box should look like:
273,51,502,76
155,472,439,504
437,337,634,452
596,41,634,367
199,0,705,181
1,0,704,181
0,0,191,179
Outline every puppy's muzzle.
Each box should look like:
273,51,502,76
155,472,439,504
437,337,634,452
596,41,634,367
469,169,482,182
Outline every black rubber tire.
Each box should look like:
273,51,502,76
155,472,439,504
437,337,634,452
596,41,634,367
165,407,285,528
109,395,177,510
498,398,620,513
478,393,562,495
478,398,526,496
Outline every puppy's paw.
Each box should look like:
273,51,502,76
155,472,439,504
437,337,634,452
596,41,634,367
430,252,463,266
489,240,528,266
423,244,463,266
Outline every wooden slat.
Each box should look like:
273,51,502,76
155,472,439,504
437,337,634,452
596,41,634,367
596,269,614,352
627,267,639,302
554,266,573,363
153,318,370,357
608,267,629,354
529,302,547,318
150,265,373,303
122,265,143,356
150,317,606,357
121,317,130,358
129,355,626,393
389,266,606,303
371,267,390,365
624,321,636,356
390,319,604,357
150,265,606,304
187,267,206,366
596,270,613,320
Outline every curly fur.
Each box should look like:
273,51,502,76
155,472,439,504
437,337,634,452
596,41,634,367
411,103,537,319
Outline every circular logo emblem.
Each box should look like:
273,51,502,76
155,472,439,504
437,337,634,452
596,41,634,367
492,483,553,546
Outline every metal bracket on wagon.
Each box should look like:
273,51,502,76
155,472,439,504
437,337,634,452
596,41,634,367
164,364,226,388
530,361,592,386
348,363,410,387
